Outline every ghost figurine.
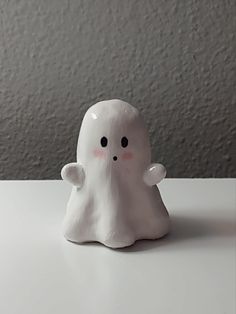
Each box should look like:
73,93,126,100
61,99,170,248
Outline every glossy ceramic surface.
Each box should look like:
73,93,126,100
61,99,170,248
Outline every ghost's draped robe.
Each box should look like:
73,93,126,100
63,161,169,248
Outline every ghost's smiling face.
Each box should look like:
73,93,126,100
77,100,151,175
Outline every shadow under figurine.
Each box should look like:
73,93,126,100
61,99,170,248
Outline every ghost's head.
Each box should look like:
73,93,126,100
77,100,151,174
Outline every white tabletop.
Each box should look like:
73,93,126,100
0,179,235,314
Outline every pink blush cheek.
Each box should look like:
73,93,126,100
122,151,133,160
93,148,106,158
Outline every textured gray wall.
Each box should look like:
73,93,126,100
0,0,235,179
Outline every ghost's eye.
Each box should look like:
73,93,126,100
100,136,108,147
121,136,128,148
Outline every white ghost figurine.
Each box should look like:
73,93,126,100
61,99,170,248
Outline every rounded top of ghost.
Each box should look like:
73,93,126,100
77,99,151,169
85,99,139,122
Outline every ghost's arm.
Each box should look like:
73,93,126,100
143,163,166,186
61,162,85,187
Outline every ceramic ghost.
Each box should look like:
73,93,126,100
61,99,170,248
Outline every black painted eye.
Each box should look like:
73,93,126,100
100,136,108,147
121,136,128,148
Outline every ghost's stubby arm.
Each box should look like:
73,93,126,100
143,163,166,186
61,162,85,187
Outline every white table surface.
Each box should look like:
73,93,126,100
0,179,235,314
